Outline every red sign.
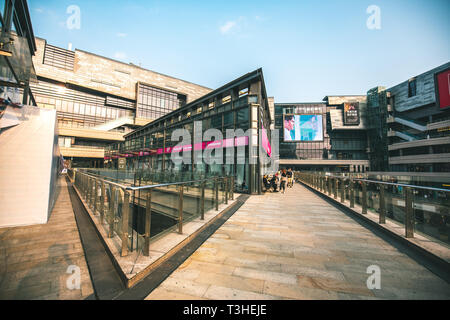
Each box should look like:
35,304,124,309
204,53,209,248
436,69,450,110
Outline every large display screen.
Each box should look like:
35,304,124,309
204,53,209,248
283,114,323,142
344,102,360,125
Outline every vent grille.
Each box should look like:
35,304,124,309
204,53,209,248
43,44,75,71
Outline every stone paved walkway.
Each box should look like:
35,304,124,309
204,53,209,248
146,183,450,300
0,177,94,300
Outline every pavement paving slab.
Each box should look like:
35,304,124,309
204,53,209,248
0,177,94,300
146,184,450,300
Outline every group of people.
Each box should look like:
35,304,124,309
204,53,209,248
263,168,294,194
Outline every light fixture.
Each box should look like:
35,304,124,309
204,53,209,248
0,38,14,57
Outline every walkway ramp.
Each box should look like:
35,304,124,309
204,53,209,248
146,184,450,300
0,177,94,299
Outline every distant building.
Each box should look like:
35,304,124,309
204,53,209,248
383,62,450,173
275,96,370,173
366,86,390,172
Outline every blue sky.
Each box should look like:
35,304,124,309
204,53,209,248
28,0,449,102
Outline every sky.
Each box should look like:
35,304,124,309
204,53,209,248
28,0,450,102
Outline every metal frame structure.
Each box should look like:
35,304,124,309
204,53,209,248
0,0,37,106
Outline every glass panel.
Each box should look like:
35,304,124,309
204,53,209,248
413,188,450,245
385,184,406,225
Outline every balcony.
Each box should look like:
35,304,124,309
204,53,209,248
58,124,125,141
60,145,105,158
389,153,450,165
388,136,450,151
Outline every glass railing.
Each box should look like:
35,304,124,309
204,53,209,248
68,169,234,257
296,172,450,246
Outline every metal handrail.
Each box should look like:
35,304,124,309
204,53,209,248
68,168,235,258
127,179,216,191
75,169,227,191
296,171,450,244
73,170,129,189
78,169,133,185
353,178,450,193
319,174,450,193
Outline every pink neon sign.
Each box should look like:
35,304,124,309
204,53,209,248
156,136,249,154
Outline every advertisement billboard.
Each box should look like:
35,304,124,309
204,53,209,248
435,68,450,110
343,102,360,125
283,114,323,142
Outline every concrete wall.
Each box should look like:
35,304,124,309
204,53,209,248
0,106,59,227
32,38,212,103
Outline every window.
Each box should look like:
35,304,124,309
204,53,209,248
408,78,417,97
136,83,186,120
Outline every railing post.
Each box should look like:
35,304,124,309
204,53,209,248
86,177,90,202
334,179,338,199
93,180,98,214
121,191,130,257
215,178,219,211
143,191,152,256
83,174,86,197
405,187,414,238
350,180,355,208
100,181,105,224
379,184,386,224
230,176,234,200
178,185,184,234
340,179,345,203
362,181,367,214
89,178,93,205
201,181,205,220
108,186,115,238
90,178,95,207
327,178,331,195
225,177,229,205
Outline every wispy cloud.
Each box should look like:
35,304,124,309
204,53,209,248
114,52,127,60
35,8,44,13
116,32,128,38
220,21,238,35
219,16,253,36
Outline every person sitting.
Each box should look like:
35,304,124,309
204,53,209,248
270,175,278,192
263,175,271,192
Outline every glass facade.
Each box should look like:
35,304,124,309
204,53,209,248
137,83,186,120
31,79,135,130
106,69,273,194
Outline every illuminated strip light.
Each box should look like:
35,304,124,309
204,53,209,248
156,136,249,154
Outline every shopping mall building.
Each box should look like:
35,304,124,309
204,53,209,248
275,61,450,175
105,69,274,194
275,96,371,173
29,38,212,167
